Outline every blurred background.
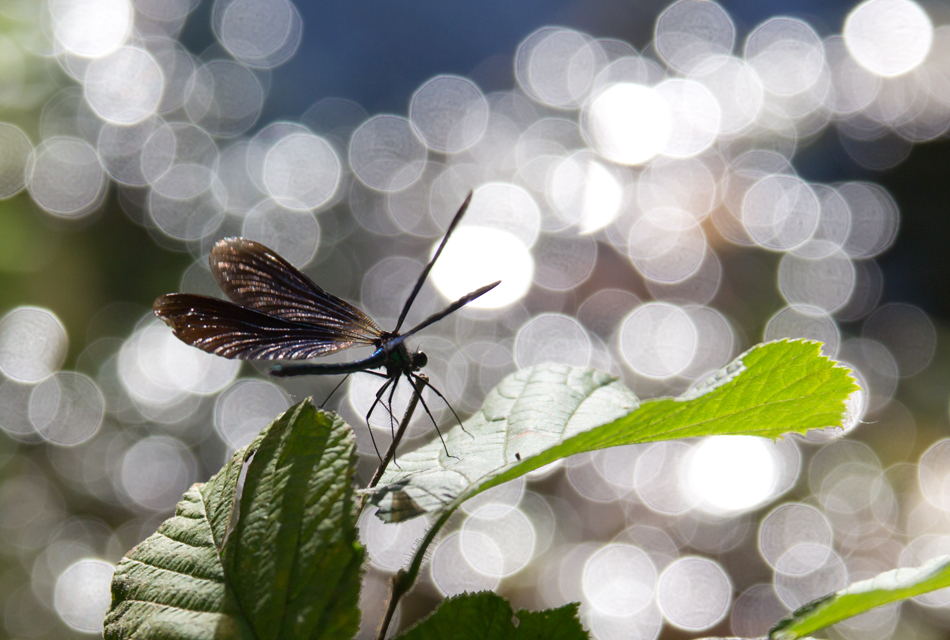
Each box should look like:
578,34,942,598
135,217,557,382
1,0,950,637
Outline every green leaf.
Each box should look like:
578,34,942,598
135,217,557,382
769,555,950,639
104,400,364,640
395,591,587,640
364,339,858,521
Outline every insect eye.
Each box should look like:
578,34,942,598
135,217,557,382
415,352,428,368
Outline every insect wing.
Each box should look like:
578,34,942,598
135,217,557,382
210,237,382,343
154,293,375,360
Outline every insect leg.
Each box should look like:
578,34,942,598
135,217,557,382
409,373,459,460
364,377,393,462
416,376,473,439
319,374,351,409
359,370,397,422
385,375,400,441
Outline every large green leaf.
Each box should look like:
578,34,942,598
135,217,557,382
104,400,364,640
364,339,858,521
769,555,950,639
396,591,587,640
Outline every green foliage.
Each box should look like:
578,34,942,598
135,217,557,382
105,339,871,639
396,592,586,640
104,402,363,640
769,555,950,639
364,339,859,521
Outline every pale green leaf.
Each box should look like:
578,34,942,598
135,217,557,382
364,339,857,521
770,555,950,639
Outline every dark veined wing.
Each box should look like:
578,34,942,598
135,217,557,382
209,237,382,344
154,293,378,360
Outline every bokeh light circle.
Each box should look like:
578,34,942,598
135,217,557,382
548,153,624,233
0,123,33,197
635,442,697,514
844,0,933,77
638,157,717,222
686,436,778,514
184,60,265,137
765,306,840,357
349,115,426,191
148,165,226,240
50,0,132,59
53,558,114,633
461,182,541,248
83,46,163,125
731,584,789,638
778,251,855,312
583,544,656,615
460,505,536,577
656,557,731,630
862,303,936,377
429,226,533,309
262,132,341,210
689,55,763,135
655,0,735,73
214,379,290,450
215,0,303,68
743,175,819,251
431,531,501,595
585,83,672,165
627,210,706,283
0,307,68,382
773,544,847,608
30,372,104,446
410,75,489,153
242,202,320,267
532,233,597,290
29,137,106,218
516,28,603,109
655,79,721,157
759,502,833,570
359,507,430,572
918,439,950,511
837,181,899,259
120,435,197,511
744,17,825,96
514,313,591,368
620,303,697,378
98,117,162,187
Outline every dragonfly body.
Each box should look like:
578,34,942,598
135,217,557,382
269,334,422,378
154,192,497,451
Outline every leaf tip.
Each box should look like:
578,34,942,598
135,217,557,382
766,338,864,435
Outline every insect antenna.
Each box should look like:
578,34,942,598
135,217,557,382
397,280,500,342
393,191,473,333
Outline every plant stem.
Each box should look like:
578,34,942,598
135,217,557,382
376,505,457,640
372,373,463,640
368,375,427,640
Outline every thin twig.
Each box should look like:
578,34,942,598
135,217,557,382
375,505,457,640
370,375,460,640
369,374,427,640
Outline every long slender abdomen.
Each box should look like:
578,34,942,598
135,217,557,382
269,348,388,377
